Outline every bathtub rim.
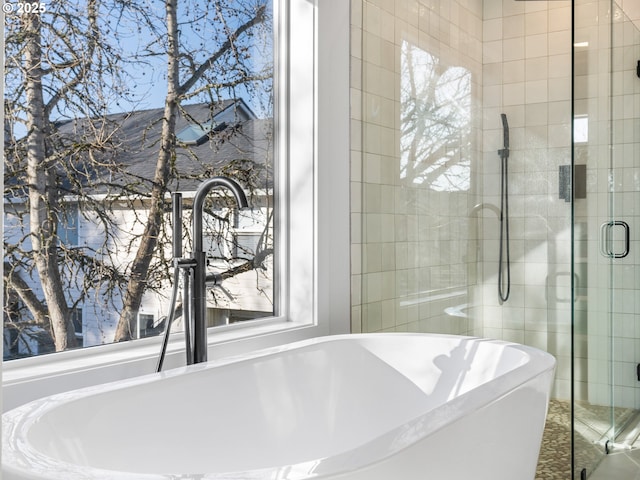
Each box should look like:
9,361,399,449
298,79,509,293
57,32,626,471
2,333,556,480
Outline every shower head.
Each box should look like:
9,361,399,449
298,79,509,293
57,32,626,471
501,113,509,150
498,113,509,160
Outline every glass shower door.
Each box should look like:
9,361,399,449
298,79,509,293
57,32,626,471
605,0,640,454
573,0,640,477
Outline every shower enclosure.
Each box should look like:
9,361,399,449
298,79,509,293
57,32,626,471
353,0,639,478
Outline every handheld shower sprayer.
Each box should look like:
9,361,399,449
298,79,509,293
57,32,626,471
500,113,509,155
498,114,511,303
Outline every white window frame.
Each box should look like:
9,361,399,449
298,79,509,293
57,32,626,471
2,0,350,411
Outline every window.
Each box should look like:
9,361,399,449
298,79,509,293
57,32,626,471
137,313,162,339
4,0,279,359
574,115,589,144
400,41,472,191
58,206,79,246
176,120,219,146
70,309,83,339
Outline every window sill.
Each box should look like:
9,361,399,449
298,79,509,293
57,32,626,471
2,317,323,412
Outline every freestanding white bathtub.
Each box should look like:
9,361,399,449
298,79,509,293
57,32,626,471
2,333,555,480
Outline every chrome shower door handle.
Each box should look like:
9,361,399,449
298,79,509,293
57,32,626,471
599,221,630,258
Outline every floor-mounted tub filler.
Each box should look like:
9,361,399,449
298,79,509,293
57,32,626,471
2,333,555,480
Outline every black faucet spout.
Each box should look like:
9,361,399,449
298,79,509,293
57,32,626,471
191,177,249,364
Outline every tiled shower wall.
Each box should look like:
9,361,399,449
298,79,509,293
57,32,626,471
479,1,573,399
351,0,574,398
351,0,484,338
351,0,639,407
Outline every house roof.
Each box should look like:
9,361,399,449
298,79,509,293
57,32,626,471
51,99,273,195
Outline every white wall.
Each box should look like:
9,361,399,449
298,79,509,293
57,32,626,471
3,202,273,352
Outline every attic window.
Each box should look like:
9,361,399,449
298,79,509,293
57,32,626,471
176,120,225,146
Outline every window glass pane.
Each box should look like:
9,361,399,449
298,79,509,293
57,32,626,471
3,0,275,360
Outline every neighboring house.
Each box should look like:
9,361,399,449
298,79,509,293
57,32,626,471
4,99,274,359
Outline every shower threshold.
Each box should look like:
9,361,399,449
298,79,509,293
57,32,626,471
596,409,640,453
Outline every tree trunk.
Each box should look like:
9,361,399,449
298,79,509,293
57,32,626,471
114,0,180,342
113,1,267,342
23,13,76,351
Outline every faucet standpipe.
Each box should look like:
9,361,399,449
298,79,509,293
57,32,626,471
190,177,249,364
157,177,249,372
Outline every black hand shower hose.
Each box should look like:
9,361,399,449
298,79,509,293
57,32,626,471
498,114,511,303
